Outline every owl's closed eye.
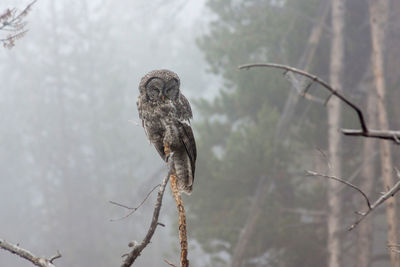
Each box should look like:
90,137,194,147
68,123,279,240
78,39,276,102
146,78,164,101
164,79,179,100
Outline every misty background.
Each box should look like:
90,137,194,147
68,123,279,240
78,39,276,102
1,0,399,267
0,0,214,266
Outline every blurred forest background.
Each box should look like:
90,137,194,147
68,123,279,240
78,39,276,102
0,0,399,267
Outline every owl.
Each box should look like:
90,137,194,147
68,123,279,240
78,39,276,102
137,69,197,195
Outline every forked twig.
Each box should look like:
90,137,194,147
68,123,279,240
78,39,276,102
110,184,160,221
306,169,400,231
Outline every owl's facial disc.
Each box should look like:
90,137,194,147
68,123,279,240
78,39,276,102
146,78,164,101
164,79,179,100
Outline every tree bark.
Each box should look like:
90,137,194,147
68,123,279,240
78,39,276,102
327,0,345,266
368,1,399,266
170,174,189,267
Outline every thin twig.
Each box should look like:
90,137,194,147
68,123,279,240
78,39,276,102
306,170,371,209
164,259,178,267
0,239,60,267
48,251,62,264
110,184,160,221
316,148,332,170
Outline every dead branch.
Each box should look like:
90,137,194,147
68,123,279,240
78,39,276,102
340,129,400,144
120,161,172,267
349,178,400,231
238,63,400,144
306,169,400,231
0,239,61,267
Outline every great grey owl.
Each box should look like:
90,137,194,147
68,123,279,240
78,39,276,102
137,69,197,195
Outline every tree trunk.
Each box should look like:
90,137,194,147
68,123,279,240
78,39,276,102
368,1,399,266
275,0,330,139
356,77,377,267
230,177,268,267
327,0,345,266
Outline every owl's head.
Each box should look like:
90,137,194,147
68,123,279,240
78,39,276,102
139,69,180,102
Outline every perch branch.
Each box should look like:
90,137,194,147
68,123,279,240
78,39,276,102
306,169,400,231
0,239,61,267
170,175,189,267
120,161,172,267
238,63,400,143
164,144,189,267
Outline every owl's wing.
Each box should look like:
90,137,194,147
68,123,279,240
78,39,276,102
179,94,193,120
177,120,197,177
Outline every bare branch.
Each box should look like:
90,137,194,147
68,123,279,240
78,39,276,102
306,169,400,231
0,239,61,267
349,178,400,230
239,63,368,132
238,63,400,144
120,161,172,267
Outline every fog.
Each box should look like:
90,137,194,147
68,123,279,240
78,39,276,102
1,0,399,267
0,0,213,266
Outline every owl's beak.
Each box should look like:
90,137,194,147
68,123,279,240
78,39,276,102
161,95,165,102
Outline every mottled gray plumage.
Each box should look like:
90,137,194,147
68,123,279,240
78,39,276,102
137,69,196,194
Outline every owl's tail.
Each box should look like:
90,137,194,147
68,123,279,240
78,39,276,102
173,151,194,195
